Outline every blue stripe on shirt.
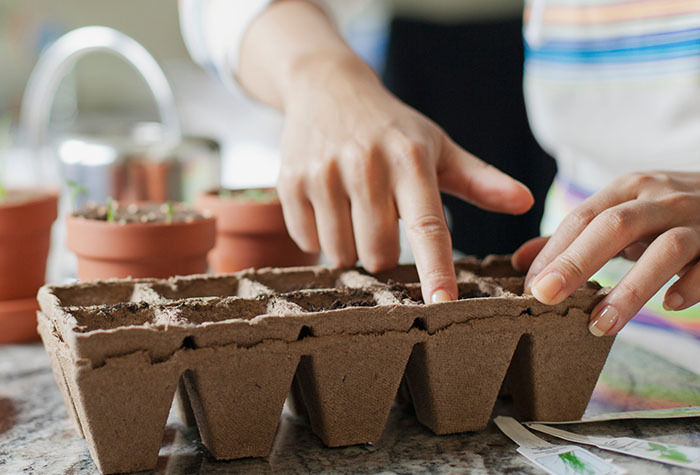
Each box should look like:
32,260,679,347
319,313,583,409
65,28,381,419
526,36,700,63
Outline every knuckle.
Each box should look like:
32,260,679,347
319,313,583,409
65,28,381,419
404,141,425,160
308,158,338,192
597,207,635,238
407,214,448,239
299,241,319,254
648,171,671,185
362,246,399,274
623,172,656,190
358,219,400,273
393,136,425,160
284,213,310,242
277,171,305,198
347,151,381,190
662,227,698,260
421,267,457,290
332,252,357,269
566,207,598,231
363,255,397,274
292,230,319,253
394,140,429,175
556,252,587,280
616,280,646,306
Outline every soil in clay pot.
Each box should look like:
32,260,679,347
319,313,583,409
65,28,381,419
66,200,216,281
197,188,320,273
0,189,58,343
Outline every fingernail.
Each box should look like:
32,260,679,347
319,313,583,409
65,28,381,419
663,292,684,311
524,274,535,294
589,305,619,337
431,289,452,304
531,271,565,304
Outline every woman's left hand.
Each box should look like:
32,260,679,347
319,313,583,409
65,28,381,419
512,171,700,336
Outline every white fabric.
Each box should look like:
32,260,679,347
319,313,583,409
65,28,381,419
523,0,700,193
181,0,700,195
179,0,274,91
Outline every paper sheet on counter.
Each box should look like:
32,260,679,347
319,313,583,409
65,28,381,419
494,416,626,475
528,423,700,472
529,405,700,425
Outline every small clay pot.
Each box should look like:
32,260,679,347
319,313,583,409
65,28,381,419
0,190,58,343
197,189,319,273
0,297,41,344
0,190,58,301
66,209,216,281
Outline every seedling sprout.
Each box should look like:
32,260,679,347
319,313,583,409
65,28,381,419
218,188,277,201
67,180,88,211
106,197,115,223
166,201,174,224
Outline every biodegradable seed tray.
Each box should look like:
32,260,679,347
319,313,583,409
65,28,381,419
37,255,615,474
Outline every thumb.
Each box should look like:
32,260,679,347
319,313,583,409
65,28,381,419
438,138,534,215
512,236,550,273
512,236,550,293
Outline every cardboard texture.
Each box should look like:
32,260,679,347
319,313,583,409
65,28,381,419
37,255,615,474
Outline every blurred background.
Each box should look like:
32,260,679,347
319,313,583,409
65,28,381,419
0,0,390,281
0,0,389,194
1,0,553,280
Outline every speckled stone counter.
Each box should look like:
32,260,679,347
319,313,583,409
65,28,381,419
1,331,699,474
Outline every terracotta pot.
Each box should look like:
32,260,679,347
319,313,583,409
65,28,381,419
0,190,58,343
0,297,41,343
66,210,216,281
197,190,319,273
0,191,58,301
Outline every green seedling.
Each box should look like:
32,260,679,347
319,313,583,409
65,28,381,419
219,188,277,201
67,180,89,211
106,196,115,223
218,188,233,199
238,188,275,201
166,201,174,224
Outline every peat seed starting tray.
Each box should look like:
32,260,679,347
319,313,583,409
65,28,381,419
37,255,615,474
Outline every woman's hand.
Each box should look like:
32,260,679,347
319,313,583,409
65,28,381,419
278,56,533,304
239,1,533,304
513,171,700,336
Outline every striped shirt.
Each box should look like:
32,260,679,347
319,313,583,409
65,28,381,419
524,0,700,193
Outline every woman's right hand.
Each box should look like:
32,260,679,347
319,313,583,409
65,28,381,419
239,0,533,303
277,54,534,303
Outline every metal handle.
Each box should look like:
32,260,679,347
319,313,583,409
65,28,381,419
18,26,181,182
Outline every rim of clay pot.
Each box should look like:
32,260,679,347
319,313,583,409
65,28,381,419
0,189,59,236
197,188,288,234
66,212,216,260
0,188,57,206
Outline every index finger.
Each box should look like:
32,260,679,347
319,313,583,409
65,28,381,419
394,171,457,305
530,199,677,305
524,182,637,291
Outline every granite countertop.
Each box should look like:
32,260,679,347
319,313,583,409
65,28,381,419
1,328,699,474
